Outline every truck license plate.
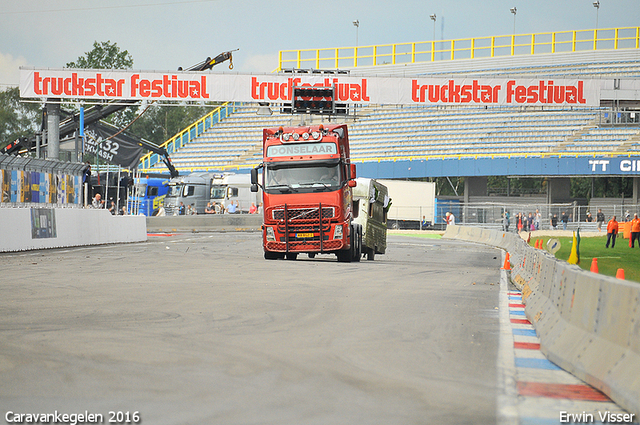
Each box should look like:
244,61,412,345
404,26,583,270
296,233,314,238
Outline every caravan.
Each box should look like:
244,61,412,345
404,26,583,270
352,178,389,260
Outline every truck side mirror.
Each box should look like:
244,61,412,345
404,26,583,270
250,167,261,192
350,164,356,179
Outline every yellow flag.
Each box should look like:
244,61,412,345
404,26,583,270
567,231,579,265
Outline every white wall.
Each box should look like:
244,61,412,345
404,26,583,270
0,208,147,252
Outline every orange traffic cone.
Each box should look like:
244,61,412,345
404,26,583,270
501,253,512,271
590,258,598,273
616,268,625,280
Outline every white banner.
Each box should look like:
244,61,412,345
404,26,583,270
20,68,601,106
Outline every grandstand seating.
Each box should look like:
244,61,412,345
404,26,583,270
142,48,640,174
151,103,638,173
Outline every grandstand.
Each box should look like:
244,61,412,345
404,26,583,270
139,26,640,175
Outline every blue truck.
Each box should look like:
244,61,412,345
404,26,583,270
127,176,170,216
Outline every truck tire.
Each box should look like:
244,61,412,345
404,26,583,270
352,224,362,262
285,253,298,260
336,248,352,262
365,246,375,261
264,251,281,260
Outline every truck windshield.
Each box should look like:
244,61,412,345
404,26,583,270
133,184,147,198
265,162,341,193
211,185,226,199
166,185,183,197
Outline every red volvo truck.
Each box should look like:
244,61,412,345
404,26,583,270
251,123,362,261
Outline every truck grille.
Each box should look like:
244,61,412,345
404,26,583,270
272,206,335,221
277,223,331,234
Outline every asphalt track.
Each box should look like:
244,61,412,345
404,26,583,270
0,233,503,425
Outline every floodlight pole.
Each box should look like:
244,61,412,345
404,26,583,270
430,14,436,42
353,20,359,47
593,1,600,50
510,7,517,36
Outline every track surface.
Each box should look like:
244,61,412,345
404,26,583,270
0,233,503,424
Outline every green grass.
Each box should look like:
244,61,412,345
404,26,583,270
529,236,640,282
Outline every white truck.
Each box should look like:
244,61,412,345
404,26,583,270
377,179,436,229
164,172,260,215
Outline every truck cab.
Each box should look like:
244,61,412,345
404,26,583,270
252,124,361,262
163,172,212,215
127,177,170,216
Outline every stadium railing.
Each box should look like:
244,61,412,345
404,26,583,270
278,26,640,70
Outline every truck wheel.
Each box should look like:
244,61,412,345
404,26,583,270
336,249,352,262
308,253,316,259
366,247,375,261
264,251,280,260
352,224,362,262
285,253,298,260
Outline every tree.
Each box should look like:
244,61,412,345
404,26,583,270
0,87,41,150
65,40,133,70
129,102,217,146
65,41,135,128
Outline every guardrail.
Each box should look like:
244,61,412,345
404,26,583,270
138,102,239,172
443,225,640,417
278,26,640,70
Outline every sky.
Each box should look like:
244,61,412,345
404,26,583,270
1,0,639,89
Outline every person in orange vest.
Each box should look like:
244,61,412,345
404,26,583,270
631,213,640,248
606,216,619,248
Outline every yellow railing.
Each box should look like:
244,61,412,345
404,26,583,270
278,26,640,70
138,102,237,171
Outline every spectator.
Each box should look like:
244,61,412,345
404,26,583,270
606,216,619,248
551,214,558,230
92,193,104,209
249,203,258,214
596,209,605,231
527,212,534,231
534,209,541,230
178,202,186,215
108,201,116,215
213,201,222,214
227,201,238,214
82,162,92,206
205,202,214,214
119,206,127,215
503,211,510,232
190,203,197,215
445,211,455,226
585,212,593,222
560,211,569,231
631,213,640,248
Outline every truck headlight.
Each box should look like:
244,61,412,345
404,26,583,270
266,226,276,242
333,225,343,240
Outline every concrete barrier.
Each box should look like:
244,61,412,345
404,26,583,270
443,225,640,417
0,207,146,252
147,214,263,233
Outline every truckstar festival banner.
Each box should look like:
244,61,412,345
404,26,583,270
20,68,601,107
